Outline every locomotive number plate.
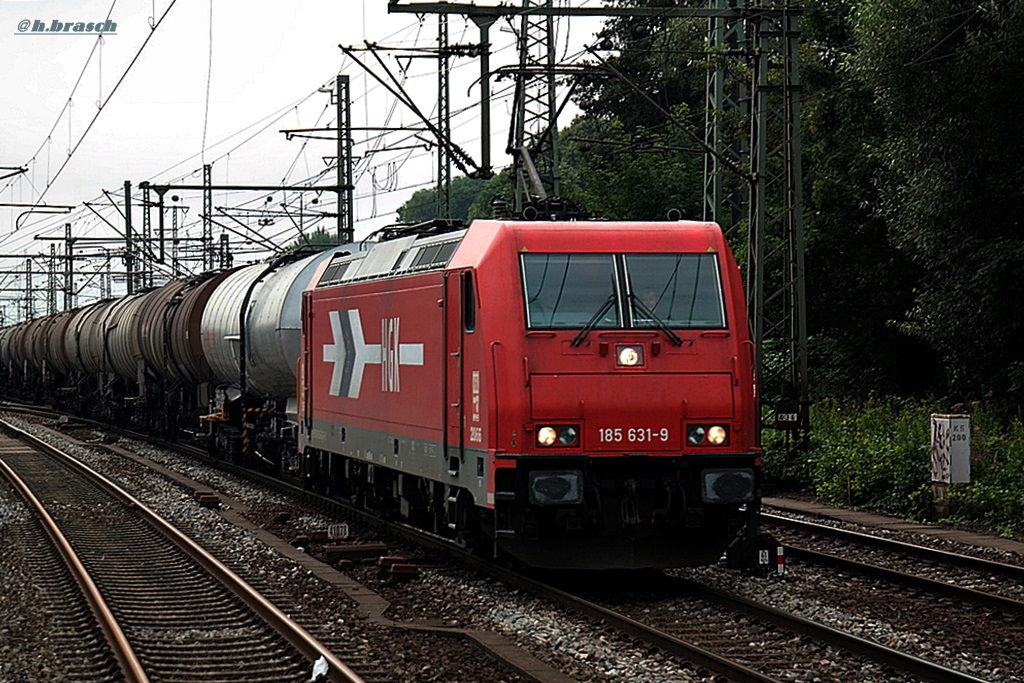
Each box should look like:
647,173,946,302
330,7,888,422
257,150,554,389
598,427,671,444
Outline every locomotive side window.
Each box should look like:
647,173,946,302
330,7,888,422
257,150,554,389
436,241,459,264
521,254,620,329
624,254,726,329
462,271,476,333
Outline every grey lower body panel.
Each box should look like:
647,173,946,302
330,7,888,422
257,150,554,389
302,416,491,507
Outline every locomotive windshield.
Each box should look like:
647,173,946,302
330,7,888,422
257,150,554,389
624,254,725,329
522,254,621,329
521,252,725,330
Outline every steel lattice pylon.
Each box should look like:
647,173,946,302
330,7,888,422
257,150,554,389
704,0,748,234
438,15,452,217
511,0,561,210
754,5,808,436
336,75,355,243
704,1,807,437
203,163,213,271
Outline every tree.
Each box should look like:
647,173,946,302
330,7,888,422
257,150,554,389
467,166,514,220
575,7,708,132
800,0,933,398
396,176,488,224
559,6,711,221
284,226,344,251
852,0,1024,401
558,113,703,221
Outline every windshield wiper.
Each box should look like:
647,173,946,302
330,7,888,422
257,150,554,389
631,294,684,346
571,294,617,347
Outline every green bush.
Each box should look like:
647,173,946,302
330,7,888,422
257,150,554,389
943,408,1024,537
764,399,1024,538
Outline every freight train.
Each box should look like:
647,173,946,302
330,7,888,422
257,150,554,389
0,217,773,571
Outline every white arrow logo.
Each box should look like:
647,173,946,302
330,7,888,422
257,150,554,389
323,309,423,398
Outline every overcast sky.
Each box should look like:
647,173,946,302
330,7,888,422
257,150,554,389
0,0,603,320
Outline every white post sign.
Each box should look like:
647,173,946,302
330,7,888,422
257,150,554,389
931,414,971,484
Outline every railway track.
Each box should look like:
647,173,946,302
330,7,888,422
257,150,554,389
492,566,990,683
749,510,1024,680
765,512,1024,608
0,410,530,683
0,459,123,681
4,405,1017,682
0,418,363,683
764,509,1024,575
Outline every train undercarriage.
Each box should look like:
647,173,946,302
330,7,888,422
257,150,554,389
0,366,778,574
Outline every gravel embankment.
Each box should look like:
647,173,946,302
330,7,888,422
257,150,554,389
6,412,1022,682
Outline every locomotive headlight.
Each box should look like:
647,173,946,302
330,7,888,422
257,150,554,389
536,425,580,448
707,425,728,445
558,425,579,446
687,426,706,444
616,345,644,367
688,424,730,446
537,426,558,446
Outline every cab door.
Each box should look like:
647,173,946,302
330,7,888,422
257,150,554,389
444,271,465,475
442,268,477,475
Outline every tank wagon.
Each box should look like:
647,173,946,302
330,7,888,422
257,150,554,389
0,219,771,571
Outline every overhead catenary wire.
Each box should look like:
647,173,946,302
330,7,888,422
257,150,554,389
201,0,214,165
0,8,597,321
2,15,422,221
1,0,119,201
21,0,182,215
6,8,510,236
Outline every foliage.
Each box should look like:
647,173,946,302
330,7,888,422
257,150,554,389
799,398,935,517
945,407,1024,537
463,115,706,222
558,114,704,221
764,399,1024,538
467,167,514,221
850,0,1024,402
285,226,344,251
800,0,932,399
395,176,488,224
559,5,711,220
575,8,707,131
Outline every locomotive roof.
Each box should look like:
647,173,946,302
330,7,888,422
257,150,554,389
312,219,725,289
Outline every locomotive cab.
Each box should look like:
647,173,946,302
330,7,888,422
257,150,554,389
453,220,763,569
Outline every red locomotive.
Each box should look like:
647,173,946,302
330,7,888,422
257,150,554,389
298,219,763,569
0,217,767,571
